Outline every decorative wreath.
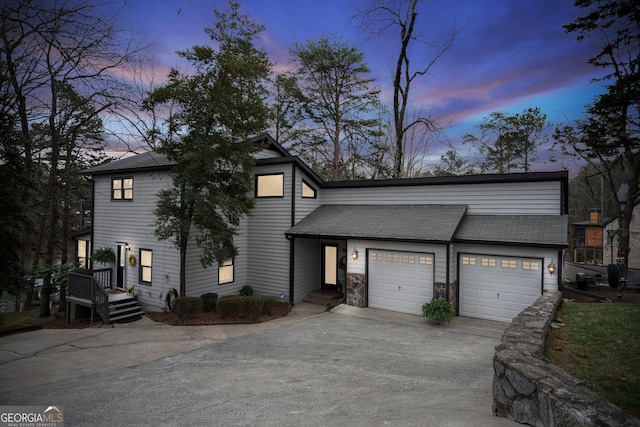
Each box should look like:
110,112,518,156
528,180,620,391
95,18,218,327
127,254,137,267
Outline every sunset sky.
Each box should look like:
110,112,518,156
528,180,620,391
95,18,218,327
114,0,604,169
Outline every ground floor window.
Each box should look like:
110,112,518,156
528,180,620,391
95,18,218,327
219,258,234,285
574,247,603,265
139,249,152,284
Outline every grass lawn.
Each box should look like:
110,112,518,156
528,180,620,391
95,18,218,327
0,309,40,327
544,302,640,417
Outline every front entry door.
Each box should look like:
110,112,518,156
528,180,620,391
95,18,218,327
322,244,338,290
116,243,126,290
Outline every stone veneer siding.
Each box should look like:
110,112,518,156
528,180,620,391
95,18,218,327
346,273,366,307
349,275,456,313
493,291,639,426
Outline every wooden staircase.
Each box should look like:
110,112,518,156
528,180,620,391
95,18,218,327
303,289,344,309
108,297,145,323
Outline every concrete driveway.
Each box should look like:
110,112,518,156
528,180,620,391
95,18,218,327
0,304,518,426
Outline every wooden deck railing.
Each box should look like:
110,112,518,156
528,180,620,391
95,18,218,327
68,268,112,323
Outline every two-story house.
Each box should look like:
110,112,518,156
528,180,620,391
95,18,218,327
572,208,605,265
79,134,568,323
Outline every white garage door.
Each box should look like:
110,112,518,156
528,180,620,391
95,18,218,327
459,254,542,323
368,250,434,315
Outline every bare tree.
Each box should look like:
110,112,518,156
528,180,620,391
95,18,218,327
0,0,147,312
356,0,464,178
557,0,640,275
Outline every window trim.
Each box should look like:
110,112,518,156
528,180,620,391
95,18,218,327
255,173,284,198
139,248,152,285
301,179,317,199
218,258,234,285
112,176,133,201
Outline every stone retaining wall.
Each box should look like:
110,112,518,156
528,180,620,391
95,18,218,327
493,291,639,426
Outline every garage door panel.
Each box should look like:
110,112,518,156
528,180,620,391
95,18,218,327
479,288,497,301
478,304,498,317
460,286,477,298
461,302,478,315
460,254,542,323
369,250,433,315
498,306,521,322
401,270,417,280
385,268,400,278
498,292,518,303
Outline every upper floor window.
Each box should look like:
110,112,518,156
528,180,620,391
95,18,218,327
301,180,317,198
256,173,284,198
139,249,152,284
112,177,133,200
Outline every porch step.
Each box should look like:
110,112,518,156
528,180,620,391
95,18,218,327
303,290,344,308
108,297,144,323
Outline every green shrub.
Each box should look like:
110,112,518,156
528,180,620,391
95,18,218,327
172,296,203,321
421,298,454,323
239,284,253,296
92,246,115,264
262,296,277,315
218,296,264,323
200,293,218,312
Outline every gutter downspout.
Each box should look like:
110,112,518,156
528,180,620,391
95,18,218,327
289,163,296,304
287,235,295,305
90,177,95,270
445,243,450,302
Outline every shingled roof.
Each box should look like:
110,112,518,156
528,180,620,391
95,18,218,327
455,215,568,247
82,152,174,175
286,205,468,242
287,206,568,247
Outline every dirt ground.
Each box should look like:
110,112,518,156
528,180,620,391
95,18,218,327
561,285,640,304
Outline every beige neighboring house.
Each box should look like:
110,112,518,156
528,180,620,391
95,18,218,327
603,202,640,270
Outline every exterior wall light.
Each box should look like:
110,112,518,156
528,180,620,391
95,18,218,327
351,248,359,261
548,263,556,275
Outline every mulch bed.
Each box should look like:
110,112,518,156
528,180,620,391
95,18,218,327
0,303,293,336
146,302,292,325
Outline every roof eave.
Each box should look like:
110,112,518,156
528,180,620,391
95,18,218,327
453,238,568,249
285,232,453,245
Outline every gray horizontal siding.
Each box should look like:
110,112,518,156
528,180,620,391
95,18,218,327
255,149,282,159
293,238,321,303
323,181,562,215
92,172,180,311
295,169,323,223
247,164,292,297
186,217,250,298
